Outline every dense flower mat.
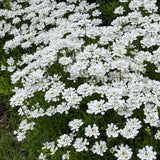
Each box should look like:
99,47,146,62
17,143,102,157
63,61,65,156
1,0,160,159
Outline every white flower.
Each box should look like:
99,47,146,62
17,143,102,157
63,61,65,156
16,131,26,141
87,100,106,115
73,138,89,152
119,0,128,2
114,6,125,15
144,1,158,13
85,124,100,138
66,0,77,3
126,118,142,129
129,0,143,11
113,144,133,160
88,62,106,78
41,141,58,155
14,119,35,141
45,106,56,116
12,17,21,24
154,130,160,140
50,142,58,155
137,146,157,160
59,57,72,65
106,123,119,138
7,57,15,65
1,64,6,71
119,126,139,139
144,112,159,127
91,141,107,156
42,142,51,150
77,83,93,97
7,66,16,72
56,102,70,114
62,151,70,160
38,153,46,160
65,93,82,106
57,134,73,148
45,86,61,102
68,119,83,132
92,10,101,16
119,118,142,139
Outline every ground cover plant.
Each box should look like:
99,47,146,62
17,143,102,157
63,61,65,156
1,0,160,159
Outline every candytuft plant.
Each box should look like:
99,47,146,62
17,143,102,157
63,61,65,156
1,0,160,159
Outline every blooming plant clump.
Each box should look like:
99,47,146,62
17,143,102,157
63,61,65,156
1,0,160,159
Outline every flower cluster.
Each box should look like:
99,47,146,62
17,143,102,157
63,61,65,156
112,144,133,160
1,0,160,159
137,146,157,160
118,118,142,139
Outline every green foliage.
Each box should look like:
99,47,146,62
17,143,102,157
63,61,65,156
0,0,11,9
97,0,120,26
0,113,36,160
